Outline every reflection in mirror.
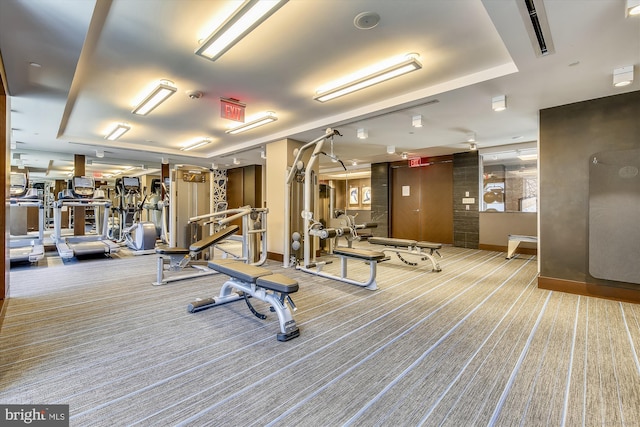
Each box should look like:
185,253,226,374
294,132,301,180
480,144,537,212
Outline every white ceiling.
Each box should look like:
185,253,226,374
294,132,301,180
1,0,639,181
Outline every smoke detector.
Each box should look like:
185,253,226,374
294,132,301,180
186,90,203,100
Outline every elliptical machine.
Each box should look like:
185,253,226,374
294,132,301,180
113,176,157,253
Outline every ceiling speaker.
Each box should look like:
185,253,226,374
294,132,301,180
354,12,380,30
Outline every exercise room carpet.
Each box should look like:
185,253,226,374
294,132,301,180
2,247,640,426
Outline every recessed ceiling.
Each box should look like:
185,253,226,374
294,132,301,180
1,0,638,181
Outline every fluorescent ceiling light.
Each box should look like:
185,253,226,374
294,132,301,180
518,154,538,161
104,123,131,141
492,95,507,111
627,0,640,16
613,65,634,87
181,138,212,151
226,112,277,134
195,0,288,62
386,145,395,154
314,53,422,102
412,114,423,128
357,128,368,139
132,80,177,115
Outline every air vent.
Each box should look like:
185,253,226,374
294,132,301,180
517,0,555,57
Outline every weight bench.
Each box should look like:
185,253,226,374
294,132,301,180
299,246,386,291
153,225,239,286
506,234,537,259
368,237,443,272
188,259,300,342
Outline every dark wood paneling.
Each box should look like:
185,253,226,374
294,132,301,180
391,159,454,243
391,166,421,239
420,161,453,243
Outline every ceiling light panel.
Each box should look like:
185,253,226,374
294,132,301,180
196,0,288,62
627,0,640,17
104,123,131,141
225,112,278,134
314,53,422,102
181,138,212,151
132,80,177,115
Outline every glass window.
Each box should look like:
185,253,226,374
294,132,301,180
480,144,538,212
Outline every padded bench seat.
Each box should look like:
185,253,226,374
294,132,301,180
333,247,386,261
208,259,272,283
369,237,442,250
156,225,239,255
257,274,299,294
198,259,301,341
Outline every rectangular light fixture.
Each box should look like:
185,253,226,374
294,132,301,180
225,112,277,134
195,0,288,62
518,154,538,161
412,114,423,128
492,95,507,111
356,128,368,139
181,138,212,151
314,53,422,102
104,123,131,141
627,0,640,16
386,145,395,154
132,80,177,115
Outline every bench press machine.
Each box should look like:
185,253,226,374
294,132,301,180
187,259,300,341
368,237,443,272
153,225,239,286
304,224,387,290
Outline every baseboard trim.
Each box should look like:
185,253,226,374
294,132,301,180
267,252,284,262
538,276,640,304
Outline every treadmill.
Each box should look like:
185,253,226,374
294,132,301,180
53,176,120,259
9,172,45,263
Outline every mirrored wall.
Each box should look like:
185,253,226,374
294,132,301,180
480,143,537,212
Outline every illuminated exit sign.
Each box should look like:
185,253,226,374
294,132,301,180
220,98,246,122
409,157,422,167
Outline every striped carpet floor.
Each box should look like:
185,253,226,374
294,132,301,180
1,246,639,426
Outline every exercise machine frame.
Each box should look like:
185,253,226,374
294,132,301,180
284,128,386,290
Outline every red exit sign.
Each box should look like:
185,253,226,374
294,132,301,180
220,98,246,122
409,157,422,167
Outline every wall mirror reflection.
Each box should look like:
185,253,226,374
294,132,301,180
480,143,537,212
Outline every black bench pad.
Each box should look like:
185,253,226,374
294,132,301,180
189,225,239,252
415,241,442,250
156,246,190,255
369,237,416,247
369,237,442,250
257,274,299,293
156,225,239,255
334,247,386,261
208,260,272,283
